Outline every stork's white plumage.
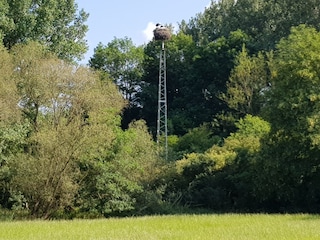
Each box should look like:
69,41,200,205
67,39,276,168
156,23,164,29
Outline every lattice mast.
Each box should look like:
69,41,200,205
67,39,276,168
153,24,171,159
157,41,168,156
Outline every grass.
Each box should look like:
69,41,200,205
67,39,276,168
0,214,319,240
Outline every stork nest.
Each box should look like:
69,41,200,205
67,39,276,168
153,28,171,41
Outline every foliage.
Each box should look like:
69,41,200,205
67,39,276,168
264,25,320,134
139,32,198,135
11,127,81,218
0,123,30,209
2,0,320,218
0,39,29,212
89,37,145,128
171,124,220,160
89,38,144,105
182,0,320,52
140,30,248,135
0,41,165,218
254,25,320,211
170,115,270,210
1,42,128,218
1,0,88,62
0,44,19,123
222,45,269,115
77,120,161,216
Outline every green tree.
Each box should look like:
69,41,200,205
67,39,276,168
1,0,88,62
89,37,145,128
5,42,126,218
0,41,163,218
182,0,320,52
171,114,270,210
264,25,320,135
89,38,144,105
0,122,30,209
0,43,25,209
256,25,320,211
0,44,19,123
0,1,13,43
222,46,269,115
185,30,249,133
173,124,220,158
77,119,161,216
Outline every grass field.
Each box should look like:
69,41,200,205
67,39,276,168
0,214,319,240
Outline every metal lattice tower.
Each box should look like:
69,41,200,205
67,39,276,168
157,41,168,159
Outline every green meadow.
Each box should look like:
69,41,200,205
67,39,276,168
0,214,319,240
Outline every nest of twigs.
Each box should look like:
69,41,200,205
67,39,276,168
153,28,171,41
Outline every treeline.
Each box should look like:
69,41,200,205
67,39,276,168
1,0,320,219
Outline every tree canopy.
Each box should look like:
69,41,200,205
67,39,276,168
181,0,320,51
2,0,320,218
0,42,160,218
0,0,88,62
254,26,320,210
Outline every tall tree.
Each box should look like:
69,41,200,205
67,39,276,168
0,42,161,218
77,120,160,216
89,38,145,128
256,25,320,210
181,0,320,52
0,43,27,209
89,38,144,106
171,114,270,210
222,46,269,115
1,0,88,62
6,42,125,218
0,44,19,123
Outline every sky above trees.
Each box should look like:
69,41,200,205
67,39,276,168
75,0,211,63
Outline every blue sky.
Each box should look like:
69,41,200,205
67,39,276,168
76,1,211,63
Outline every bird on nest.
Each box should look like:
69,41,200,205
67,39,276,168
156,23,165,29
